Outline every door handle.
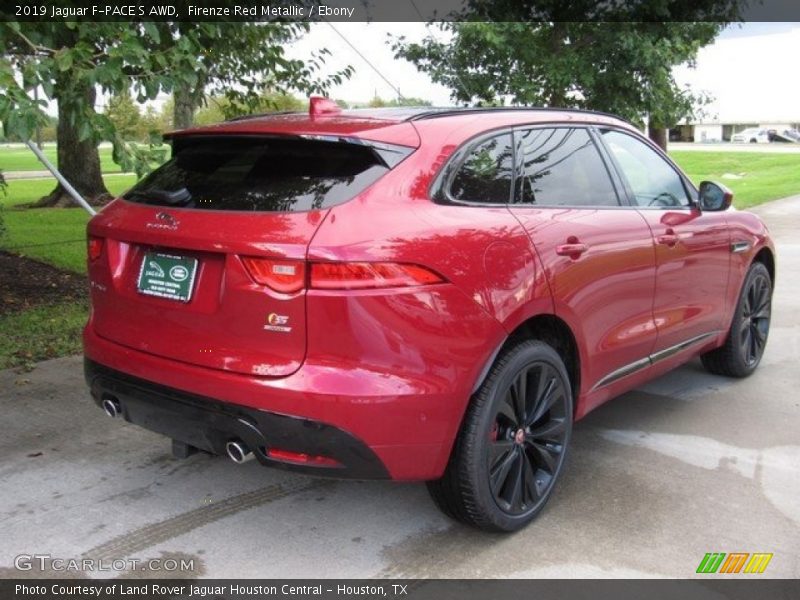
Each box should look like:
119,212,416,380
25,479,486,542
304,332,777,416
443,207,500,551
556,241,588,258
657,228,679,247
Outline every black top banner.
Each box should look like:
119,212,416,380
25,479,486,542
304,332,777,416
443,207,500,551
3,0,800,22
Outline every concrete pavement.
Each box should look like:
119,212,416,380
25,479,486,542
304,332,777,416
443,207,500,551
1,198,799,579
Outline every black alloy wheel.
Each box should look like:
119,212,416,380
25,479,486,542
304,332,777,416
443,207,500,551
739,268,771,367
427,340,573,532
702,261,772,377
488,361,569,515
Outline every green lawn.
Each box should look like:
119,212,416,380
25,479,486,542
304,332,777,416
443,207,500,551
0,144,122,173
0,170,138,371
669,151,800,209
0,174,137,273
0,300,89,371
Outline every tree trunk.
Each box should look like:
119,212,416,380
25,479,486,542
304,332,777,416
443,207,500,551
648,116,668,152
173,83,197,130
35,79,109,208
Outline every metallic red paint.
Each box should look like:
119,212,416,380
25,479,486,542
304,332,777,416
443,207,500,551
84,107,775,480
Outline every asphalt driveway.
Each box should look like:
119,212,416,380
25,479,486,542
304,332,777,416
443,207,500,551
1,197,798,579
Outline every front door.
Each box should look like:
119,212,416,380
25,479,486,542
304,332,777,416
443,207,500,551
597,128,731,354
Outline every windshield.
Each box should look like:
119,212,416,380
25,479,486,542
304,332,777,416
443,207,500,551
124,136,394,212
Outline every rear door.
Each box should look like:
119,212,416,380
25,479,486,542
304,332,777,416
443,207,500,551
507,126,658,393
597,128,730,354
87,135,404,377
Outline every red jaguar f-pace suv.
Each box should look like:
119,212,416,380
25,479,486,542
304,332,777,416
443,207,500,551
84,98,775,531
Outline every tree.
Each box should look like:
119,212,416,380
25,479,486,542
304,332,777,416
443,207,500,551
137,104,168,144
394,3,743,149
1,22,203,205
104,92,141,141
0,20,351,207
165,23,352,129
366,95,433,108
194,92,305,126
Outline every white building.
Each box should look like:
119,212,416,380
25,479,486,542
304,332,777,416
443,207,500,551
687,120,800,143
673,24,800,143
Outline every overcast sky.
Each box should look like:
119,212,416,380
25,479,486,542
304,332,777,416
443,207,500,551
675,22,800,122
286,22,800,123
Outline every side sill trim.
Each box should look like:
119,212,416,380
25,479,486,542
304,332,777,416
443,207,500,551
649,331,717,363
591,357,651,391
591,331,719,391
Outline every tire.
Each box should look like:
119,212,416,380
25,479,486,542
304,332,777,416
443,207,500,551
702,262,772,377
750,138,758,144
427,340,573,532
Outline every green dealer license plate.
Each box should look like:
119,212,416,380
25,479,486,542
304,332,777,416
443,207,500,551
137,252,198,302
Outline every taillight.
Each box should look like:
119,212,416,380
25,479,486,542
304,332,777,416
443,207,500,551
87,236,104,261
310,262,444,290
241,257,305,293
242,258,444,292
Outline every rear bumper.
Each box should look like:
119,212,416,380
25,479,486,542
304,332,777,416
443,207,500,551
83,324,490,480
85,359,390,479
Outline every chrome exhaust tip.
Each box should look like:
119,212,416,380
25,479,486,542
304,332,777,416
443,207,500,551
102,396,122,418
225,440,254,464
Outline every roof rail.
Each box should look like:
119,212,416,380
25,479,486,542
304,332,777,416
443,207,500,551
405,106,632,125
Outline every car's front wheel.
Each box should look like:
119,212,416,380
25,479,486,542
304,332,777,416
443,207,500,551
427,340,572,532
702,261,772,377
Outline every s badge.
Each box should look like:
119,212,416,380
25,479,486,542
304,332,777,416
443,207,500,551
264,312,292,333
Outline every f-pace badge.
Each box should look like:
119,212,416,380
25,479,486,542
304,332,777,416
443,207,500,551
146,211,179,230
264,312,292,333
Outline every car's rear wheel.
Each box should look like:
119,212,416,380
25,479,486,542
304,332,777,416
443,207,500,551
702,262,772,377
427,340,572,532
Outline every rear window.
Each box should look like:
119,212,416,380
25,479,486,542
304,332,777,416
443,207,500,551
124,136,394,212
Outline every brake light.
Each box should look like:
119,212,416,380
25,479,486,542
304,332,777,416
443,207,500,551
87,236,104,261
310,262,444,290
241,257,306,293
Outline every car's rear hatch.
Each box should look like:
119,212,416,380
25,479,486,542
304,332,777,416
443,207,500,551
86,129,416,377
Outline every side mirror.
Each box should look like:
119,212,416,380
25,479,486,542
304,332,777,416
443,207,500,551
698,181,733,211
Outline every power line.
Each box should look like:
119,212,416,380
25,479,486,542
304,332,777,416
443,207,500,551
407,0,425,20
325,21,405,100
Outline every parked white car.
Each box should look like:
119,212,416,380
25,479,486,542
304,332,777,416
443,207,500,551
731,128,771,143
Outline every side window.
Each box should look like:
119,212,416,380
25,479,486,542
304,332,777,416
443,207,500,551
517,127,619,207
449,133,514,204
601,130,690,208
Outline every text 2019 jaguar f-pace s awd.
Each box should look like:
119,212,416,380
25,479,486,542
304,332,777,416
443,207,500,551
84,99,775,531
